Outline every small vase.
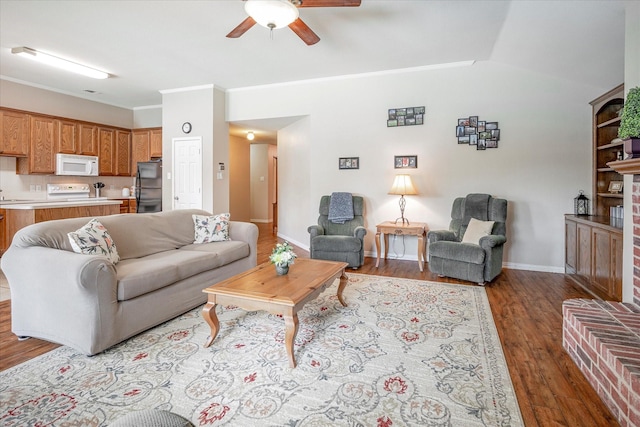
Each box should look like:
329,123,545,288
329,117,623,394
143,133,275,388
275,265,289,275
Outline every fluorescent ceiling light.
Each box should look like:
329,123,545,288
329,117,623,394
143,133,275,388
244,0,299,29
11,47,109,80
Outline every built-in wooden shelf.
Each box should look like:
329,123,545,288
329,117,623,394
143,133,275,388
607,158,640,175
597,116,622,128
597,192,624,198
598,140,624,150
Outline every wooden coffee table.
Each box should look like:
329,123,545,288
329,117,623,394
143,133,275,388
202,258,349,368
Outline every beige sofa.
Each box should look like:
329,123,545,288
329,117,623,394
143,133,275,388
1,209,258,355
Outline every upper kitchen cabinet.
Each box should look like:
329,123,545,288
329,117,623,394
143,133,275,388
150,128,162,158
115,130,131,176
0,109,29,157
98,127,116,176
78,123,98,156
57,119,79,154
131,128,162,176
17,115,57,174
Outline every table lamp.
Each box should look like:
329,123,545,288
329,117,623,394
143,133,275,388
389,174,418,225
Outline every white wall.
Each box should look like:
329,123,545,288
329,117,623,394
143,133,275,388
227,61,603,271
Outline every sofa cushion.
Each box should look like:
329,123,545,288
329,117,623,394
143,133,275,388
311,235,362,252
68,218,120,264
193,213,230,243
461,218,495,244
429,241,485,264
116,241,250,301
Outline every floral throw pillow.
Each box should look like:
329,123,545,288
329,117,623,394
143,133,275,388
193,213,231,243
68,218,120,264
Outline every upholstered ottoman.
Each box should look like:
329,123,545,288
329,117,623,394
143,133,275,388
110,409,194,427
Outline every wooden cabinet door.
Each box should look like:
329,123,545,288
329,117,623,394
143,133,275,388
131,130,150,176
592,227,612,296
150,128,162,158
18,115,57,174
78,123,98,155
115,130,131,176
0,110,29,157
565,219,577,274
98,127,116,175
57,119,78,153
576,223,592,282
611,232,623,300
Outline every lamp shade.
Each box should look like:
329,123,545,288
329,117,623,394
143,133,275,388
244,0,299,29
389,174,418,196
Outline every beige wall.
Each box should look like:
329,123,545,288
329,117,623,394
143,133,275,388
229,135,251,221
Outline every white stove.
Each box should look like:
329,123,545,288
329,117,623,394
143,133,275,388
47,183,92,200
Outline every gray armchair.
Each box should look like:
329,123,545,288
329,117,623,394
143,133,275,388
308,195,367,269
427,193,507,285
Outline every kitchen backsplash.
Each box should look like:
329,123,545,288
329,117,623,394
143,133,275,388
0,156,136,200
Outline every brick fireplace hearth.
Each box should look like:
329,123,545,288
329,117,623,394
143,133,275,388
563,168,640,427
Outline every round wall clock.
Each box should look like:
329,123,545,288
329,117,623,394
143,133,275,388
182,122,192,134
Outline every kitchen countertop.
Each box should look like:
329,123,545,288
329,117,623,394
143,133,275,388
0,199,123,210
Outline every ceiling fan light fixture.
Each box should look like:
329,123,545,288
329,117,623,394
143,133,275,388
11,46,109,79
244,0,299,30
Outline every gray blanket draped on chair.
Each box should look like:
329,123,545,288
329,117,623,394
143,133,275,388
328,192,354,224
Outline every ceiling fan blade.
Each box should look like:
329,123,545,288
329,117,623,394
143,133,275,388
289,18,320,45
295,0,361,7
226,17,256,38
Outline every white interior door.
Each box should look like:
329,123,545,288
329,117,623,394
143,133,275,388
173,137,202,210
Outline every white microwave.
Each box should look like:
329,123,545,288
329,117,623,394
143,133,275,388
56,153,99,176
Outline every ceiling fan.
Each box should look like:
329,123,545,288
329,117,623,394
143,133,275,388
227,0,361,46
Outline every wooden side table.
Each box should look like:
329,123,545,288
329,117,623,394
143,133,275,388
375,221,428,271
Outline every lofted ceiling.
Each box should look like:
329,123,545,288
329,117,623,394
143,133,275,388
0,0,627,140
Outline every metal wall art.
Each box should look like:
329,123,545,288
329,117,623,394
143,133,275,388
456,116,500,150
339,157,359,170
388,106,425,127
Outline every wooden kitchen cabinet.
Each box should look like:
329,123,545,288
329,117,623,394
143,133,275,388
98,127,116,175
150,128,162,158
565,214,622,301
131,128,161,176
57,118,79,154
0,109,29,157
17,115,57,174
115,198,137,213
78,123,98,156
115,130,131,176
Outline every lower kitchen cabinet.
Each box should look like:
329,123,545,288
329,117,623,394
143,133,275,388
114,198,137,214
565,214,622,301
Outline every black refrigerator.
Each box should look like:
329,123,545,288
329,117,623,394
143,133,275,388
136,160,162,213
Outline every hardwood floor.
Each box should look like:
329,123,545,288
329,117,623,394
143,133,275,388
0,222,617,426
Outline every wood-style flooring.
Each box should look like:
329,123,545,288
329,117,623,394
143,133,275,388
0,223,617,426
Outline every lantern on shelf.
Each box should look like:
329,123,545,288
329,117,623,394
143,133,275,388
574,191,590,216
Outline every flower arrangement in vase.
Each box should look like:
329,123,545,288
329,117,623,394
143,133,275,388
269,241,297,275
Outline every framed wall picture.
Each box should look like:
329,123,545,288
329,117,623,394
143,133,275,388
339,157,359,170
388,106,425,127
394,155,417,168
456,116,500,149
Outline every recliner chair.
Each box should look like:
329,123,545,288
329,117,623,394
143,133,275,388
308,195,367,269
427,193,507,285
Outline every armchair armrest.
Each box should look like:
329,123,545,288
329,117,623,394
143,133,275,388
427,230,457,244
354,226,367,240
308,225,325,238
479,234,506,249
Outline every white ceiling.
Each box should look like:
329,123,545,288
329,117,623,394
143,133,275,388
0,0,627,138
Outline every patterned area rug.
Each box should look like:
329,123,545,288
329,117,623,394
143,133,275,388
0,274,523,426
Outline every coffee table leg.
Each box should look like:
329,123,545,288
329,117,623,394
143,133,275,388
284,310,299,368
336,271,348,307
202,301,220,348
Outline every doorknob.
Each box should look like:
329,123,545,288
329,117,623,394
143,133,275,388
174,196,179,200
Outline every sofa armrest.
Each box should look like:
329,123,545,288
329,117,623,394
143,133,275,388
479,234,506,249
1,246,118,354
354,226,367,240
307,225,325,238
229,221,259,267
427,230,457,244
